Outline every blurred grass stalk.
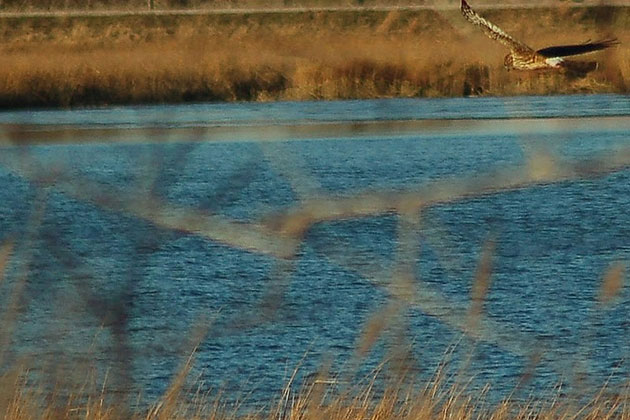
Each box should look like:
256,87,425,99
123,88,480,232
0,6,628,108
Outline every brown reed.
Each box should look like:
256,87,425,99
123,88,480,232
0,6,628,108
598,262,626,306
0,359,628,420
0,240,14,287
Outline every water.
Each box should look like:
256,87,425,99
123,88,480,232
0,95,629,408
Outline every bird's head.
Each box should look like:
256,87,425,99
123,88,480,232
503,54,514,71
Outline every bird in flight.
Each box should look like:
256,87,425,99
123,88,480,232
460,0,618,73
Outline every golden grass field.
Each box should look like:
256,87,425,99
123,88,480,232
0,6,628,108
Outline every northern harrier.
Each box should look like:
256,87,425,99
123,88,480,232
461,0,618,73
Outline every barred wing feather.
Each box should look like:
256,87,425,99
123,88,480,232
460,0,533,55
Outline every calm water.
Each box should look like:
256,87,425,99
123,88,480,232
0,95,629,407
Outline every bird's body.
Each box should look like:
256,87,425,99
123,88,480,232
505,53,564,71
460,0,618,73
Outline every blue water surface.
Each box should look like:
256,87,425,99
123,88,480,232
0,95,629,408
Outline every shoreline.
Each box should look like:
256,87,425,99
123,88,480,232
2,104,630,145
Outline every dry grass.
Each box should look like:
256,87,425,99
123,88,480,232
0,7,628,108
1,0,628,13
0,360,629,420
0,0,445,12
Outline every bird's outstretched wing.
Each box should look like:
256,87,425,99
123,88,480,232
460,0,533,55
537,38,619,58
